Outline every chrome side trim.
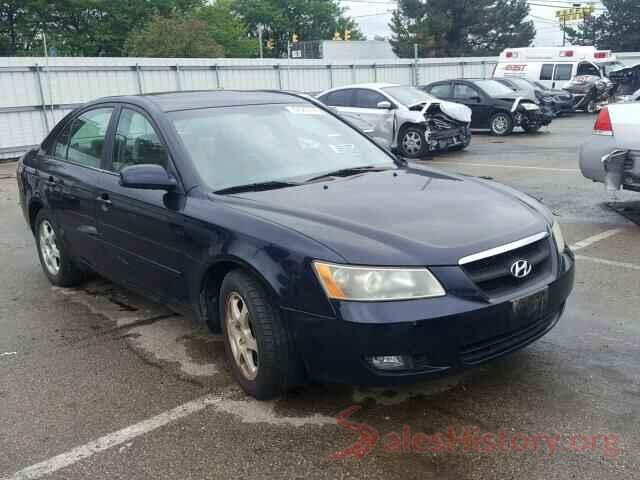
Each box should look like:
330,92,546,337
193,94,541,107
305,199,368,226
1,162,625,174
458,232,549,266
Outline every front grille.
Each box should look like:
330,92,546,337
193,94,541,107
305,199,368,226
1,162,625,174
462,237,553,298
460,311,558,365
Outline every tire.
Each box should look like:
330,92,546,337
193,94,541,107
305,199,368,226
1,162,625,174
398,125,427,159
586,100,599,114
489,112,514,136
34,209,84,287
219,270,304,399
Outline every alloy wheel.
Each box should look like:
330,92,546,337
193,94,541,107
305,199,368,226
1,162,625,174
39,220,61,275
225,292,259,380
492,115,509,135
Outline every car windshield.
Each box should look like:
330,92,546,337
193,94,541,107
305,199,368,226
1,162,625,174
510,78,536,90
170,103,395,191
381,86,435,106
600,61,626,76
471,80,516,97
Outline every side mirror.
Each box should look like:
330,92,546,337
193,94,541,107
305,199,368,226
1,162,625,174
119,164,177,191
377,100,392,109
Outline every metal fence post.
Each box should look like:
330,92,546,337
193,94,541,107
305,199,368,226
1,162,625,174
135,64,144,93
33,64,50,132
482,61,487,79
212,65,221,89
276,64,283,90
372,63,377,82
174,65,182,91
459,62,465,79
327,64,333,89
351,64,356,84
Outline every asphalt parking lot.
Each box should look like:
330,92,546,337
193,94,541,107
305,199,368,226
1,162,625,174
1,114,639,480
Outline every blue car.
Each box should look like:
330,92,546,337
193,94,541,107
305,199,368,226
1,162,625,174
17,91,574,399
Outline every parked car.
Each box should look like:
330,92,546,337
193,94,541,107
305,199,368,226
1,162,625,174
580,103,640,193
17,90,574,399
421,79,552,135
608,63,640,102
317,83,472,158
494,77,575,117
563,75,615,113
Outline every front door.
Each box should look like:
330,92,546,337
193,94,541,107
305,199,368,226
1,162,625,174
452,83,491,129
95,106,184,302
338,88,396,145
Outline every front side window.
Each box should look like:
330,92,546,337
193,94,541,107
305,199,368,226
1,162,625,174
577,62,600,77
111,109,169,172
354,89,386,109
66,108,113,168
170,103,395,192
454,84,481,100
554,64,573,81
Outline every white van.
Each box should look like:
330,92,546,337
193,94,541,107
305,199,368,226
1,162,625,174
494,46,625,90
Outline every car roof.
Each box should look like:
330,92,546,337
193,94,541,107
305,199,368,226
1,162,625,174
325,82,399,92
94,90,307,113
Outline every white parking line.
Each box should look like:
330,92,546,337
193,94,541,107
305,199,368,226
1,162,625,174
570,228,624,251
575,254,640,271
429,161,579,173
1,394,222,480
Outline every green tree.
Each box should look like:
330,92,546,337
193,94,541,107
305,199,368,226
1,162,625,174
197,0,257,57
563,0,640,51
0,0,45,55
233,0,363,57
125,15,224,57
390,0,535,58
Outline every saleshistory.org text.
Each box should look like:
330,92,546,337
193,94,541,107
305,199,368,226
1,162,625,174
332,406,622,459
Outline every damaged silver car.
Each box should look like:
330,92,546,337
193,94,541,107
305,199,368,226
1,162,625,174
317,83,472,158
580,103,640,194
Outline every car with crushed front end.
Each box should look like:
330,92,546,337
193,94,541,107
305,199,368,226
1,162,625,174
421,79,552,135
317,83,472,158
17,90,574,400
494,77,576,117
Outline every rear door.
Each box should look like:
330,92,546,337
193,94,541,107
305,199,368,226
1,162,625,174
552,63,574,89
40,106,115,269
95,105,185,301
538,63,555,89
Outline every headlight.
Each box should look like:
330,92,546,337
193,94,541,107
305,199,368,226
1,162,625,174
313,261,445,301
552,221,566,253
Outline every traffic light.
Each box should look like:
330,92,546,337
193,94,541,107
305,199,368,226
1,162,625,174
333,32,342,41
266,38,274,50
292,33,299,43
344,30,351,41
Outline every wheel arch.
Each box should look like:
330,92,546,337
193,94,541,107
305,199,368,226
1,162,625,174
197,256,281,333
28,197,45,234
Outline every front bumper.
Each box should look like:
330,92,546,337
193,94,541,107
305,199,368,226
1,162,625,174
427,126,470,151
286,250,574,387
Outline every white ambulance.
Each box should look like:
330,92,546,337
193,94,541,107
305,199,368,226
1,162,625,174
493,46,625,90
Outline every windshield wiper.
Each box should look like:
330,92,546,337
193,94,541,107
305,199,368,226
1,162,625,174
303,166,393,183
213,180,299,195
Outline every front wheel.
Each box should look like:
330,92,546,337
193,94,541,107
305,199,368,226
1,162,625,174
586,100,599,114
399,126,427,159
219,270,304,399
489,112,514,136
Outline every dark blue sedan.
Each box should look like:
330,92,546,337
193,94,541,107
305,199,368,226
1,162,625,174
17,90,574,399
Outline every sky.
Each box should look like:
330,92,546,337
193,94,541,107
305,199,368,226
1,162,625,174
341,0,606,48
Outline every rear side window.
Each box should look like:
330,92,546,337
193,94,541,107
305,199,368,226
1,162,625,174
66,108,114,168
554,64,573,81
540,64,554,81
320,89,354,107
428,83,452,98
454,84,480,100
111,108,169,172
353,89,386,108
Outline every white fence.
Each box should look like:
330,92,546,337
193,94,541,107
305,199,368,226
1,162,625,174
1,52,639,159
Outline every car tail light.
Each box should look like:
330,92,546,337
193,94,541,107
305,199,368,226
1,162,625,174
594,51,608,59
593,107,614,136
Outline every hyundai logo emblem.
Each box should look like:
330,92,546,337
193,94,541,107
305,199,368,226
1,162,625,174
510,260,532,279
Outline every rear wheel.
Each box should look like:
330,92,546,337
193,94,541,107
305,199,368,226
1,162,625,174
489,112,513,136
399,126,427,158
220,270,304,399
35,210,84,287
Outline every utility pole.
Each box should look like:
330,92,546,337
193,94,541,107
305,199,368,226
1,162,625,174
257,24,264,59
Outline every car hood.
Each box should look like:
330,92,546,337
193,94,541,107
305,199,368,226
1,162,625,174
215,165,550,266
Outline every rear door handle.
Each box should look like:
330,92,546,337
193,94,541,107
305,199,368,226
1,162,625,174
46,175,57,186
97,193,112,210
